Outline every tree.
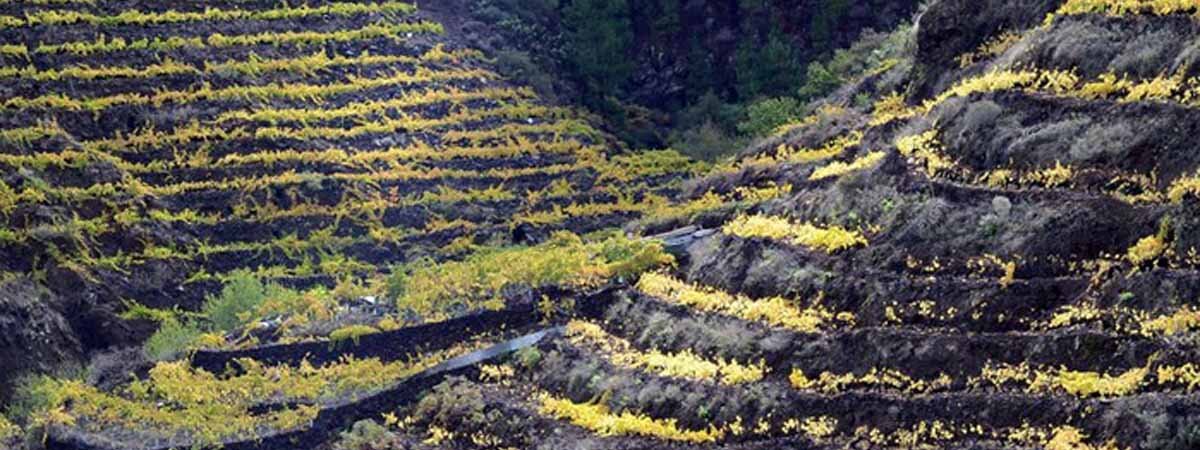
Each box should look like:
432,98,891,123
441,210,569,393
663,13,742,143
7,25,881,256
808,0,852,52
563,0,634,98
735,28,802,100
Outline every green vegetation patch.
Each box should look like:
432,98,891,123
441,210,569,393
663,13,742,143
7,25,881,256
387,231,674,321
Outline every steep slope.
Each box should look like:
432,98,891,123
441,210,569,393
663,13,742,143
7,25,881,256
11,1,1200,450
352,1,1200,448
0,0,698,403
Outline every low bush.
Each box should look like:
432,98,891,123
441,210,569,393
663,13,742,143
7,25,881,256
4,374,58,427
670,121,745,162
143,320,203,361
141,270,298,358
333,419,398,450
737,97,803,137
796,23,915,101
202,270,269,332
414,377,488,431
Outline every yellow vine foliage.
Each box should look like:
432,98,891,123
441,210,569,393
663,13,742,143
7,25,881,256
1125,73,1184,102
722,213,868,253
328,324,380,343
809,151,887,181
217,84,524,124
789,368,953,394
742,131,863,168
1143,307,1200,335
640,183,793,225
977,362,1152,398
636,273,849,333
566,320,767,385
0,1,417,29
1158,364,1200,389
896,129,955,178
42,343,486,446
35,21,442,56
1022,161,1074,187
1167,171,1200,202
210,138,575,170
536,393,725,443
1045,427,1122,450
4,65,496,112
0,58,196,81
797,417,839,438
1127,234,1167,265
0,415,18,441
869,92,909,126
957,31,1023,68
1056,367,1148,397
1045,304,1105,329
734,182,794,203
1053,0,1200,19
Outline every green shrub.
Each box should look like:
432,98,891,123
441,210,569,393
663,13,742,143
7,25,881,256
4,374,57,427
670,122,745,162
202,270,268,332
334,419,397,450
796,61,843,101
798,24,916,101
143,320,202,361
737,97,802,137
515,346,543,369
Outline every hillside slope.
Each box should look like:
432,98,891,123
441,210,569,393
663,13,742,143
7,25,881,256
0,0,697,402
6,1,1200,450
353,0,1200,448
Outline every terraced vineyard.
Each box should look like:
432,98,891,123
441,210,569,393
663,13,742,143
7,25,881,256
5,0,1200,449
0,0,702,347
0,0,698,446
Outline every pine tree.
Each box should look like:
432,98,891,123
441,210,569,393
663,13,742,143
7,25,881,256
736,28,802,100
563,0,634,97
